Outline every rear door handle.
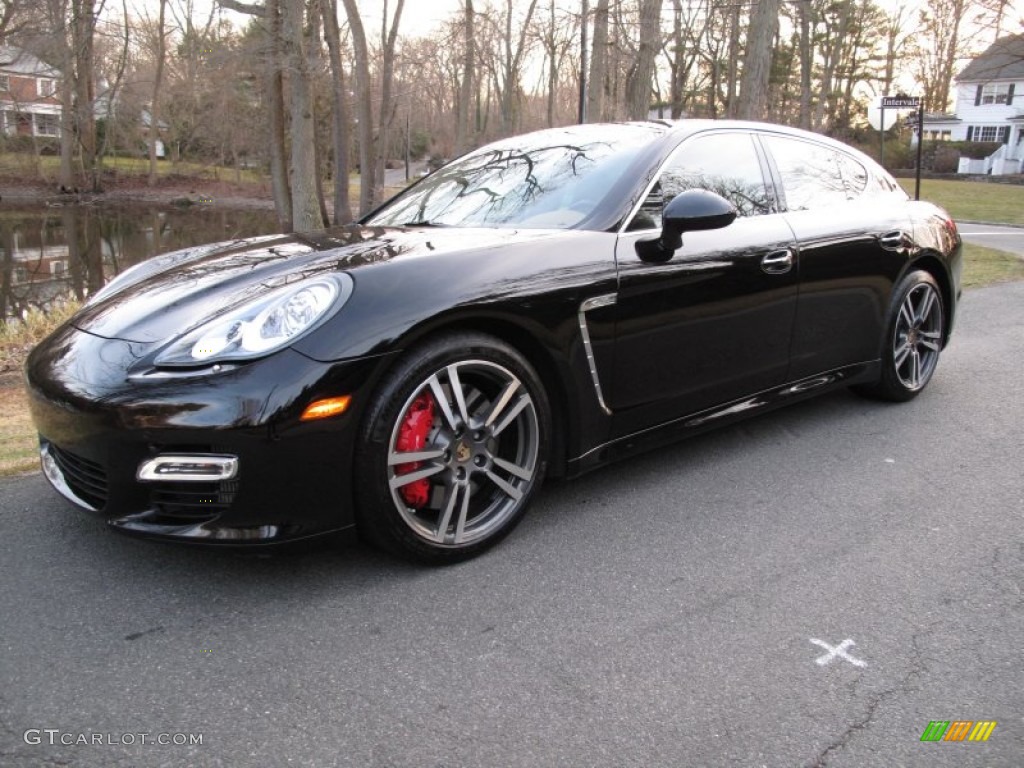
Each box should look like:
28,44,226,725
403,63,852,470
761,249,793,274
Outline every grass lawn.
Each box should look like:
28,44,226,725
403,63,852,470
898,177,1024,226
962,242,1024,288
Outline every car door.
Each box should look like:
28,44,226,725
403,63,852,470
760,133,915,379
609,131,800,438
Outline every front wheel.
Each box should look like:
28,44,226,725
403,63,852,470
856,269,945,402
355,333,550,563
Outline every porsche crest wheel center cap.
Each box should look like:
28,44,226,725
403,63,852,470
455,441,472,463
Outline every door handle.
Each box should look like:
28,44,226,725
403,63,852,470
879,230,916,253
761,249,793,274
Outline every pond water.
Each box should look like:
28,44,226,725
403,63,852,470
0,203,281,321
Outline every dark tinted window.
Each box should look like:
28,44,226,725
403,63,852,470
628,132,772,230
763,135,848,211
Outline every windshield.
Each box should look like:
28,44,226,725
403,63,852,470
364,124,664,230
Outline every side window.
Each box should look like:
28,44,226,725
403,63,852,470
627,132,772,230
836,153,868,197
763,135,848,212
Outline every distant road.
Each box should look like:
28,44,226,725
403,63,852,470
957,222,1024,257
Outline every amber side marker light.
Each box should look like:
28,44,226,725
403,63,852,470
301,395,352,422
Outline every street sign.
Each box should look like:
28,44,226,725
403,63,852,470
880,96,921,108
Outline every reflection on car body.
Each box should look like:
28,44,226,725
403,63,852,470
26,120,962,563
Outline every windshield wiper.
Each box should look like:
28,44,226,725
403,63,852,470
402,220,450,228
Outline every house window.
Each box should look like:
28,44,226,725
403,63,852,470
0,75,9,91
980,83,1012,105
975,83,1015,107
37,78,56,98
34,113,59,136
970,125,1001,142
50,260,66,277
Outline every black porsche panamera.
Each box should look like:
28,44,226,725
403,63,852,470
25,121,961,562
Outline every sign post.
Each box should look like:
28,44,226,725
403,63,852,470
879,96,923,200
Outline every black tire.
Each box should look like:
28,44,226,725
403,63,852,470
855,269,945,402
355,332,551,563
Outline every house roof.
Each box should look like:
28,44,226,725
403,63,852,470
957,34,1024,82
0,45,60,78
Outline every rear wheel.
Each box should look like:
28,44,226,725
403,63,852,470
857,269,944,402
355,333,550,563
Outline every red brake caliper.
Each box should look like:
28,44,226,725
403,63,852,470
394,392,436,508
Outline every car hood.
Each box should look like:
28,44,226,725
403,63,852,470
71,225,556,345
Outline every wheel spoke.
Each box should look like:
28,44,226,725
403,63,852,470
909,348,921,388
492,394,531,437
893,339,912,368
916,288,936,325
484,377,521,428
452,483,472,544
492,455,533,482
447,364,471,426
484,468,523,501
435,480,470,544
919,338,940,352
388,448,446,466
898,302,914,332
427,374,459,431
389,463,445,490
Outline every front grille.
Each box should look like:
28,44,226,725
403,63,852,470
149,479,239,522
49,443,109,510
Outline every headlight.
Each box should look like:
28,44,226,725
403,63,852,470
155,274,352,367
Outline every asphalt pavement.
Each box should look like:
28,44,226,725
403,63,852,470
1,282,1022,767
957,222,1024,257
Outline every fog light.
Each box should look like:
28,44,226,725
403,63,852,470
300,395,352,422
137,455,239,482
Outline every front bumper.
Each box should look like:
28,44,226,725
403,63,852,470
25,326,394,545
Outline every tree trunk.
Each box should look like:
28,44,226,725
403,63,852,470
265,0,293,231
737,0,780,121
374,0,406,206
148,0,167,186
340,0,374,215
454,0,475,153
586,0,608,122
72,0,98,191
320,0,352,223
725,3,741,117
282,0,324,232
797,0,812,129
625,0,660,119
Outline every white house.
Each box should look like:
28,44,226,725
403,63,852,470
0,45,62,138
923,34,1024,175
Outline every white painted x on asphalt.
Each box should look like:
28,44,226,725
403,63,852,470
810,638,867,668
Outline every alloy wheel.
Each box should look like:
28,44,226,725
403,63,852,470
892,282,943,391
386,359,541,547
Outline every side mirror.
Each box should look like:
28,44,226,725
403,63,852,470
636,189,738,263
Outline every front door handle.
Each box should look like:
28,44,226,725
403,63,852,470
761,249,793,274
879,230,918,254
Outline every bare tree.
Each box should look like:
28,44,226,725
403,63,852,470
282,0,323,232
585,0,609,122
737,0,780,120
339,0,373,214
219,0,292,229
147,0,167,185
319,0,352,223
624,0,660,119
454,0,475,153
